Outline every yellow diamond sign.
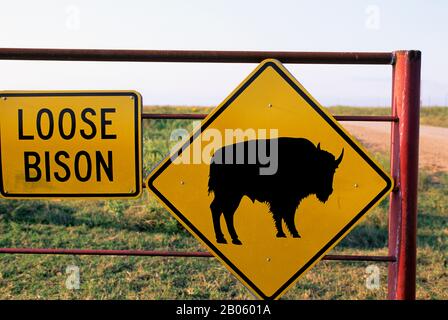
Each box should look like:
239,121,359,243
146,60,393,299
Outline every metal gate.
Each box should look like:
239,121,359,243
0,48,421,300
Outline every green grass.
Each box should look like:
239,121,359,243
0,106,446,299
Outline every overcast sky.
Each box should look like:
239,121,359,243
0,0,446,106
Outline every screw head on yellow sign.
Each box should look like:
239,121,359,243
146,60,393,300
0,91,142,198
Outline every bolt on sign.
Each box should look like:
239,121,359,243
0,91,142,198
146,60,393,300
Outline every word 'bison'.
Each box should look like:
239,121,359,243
208,137,343,245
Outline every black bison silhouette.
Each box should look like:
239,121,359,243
208,137,343,245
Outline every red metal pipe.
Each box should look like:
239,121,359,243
335,115,398,122
388,50,421,300
323,255,396,262
142,113,398,122
0,248,395,262
0,248,212,258
0,48,394,64
143,113,207,120
142,181,397,191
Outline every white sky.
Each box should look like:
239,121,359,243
0,0,446,106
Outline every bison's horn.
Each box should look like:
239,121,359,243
317,143,321,151
335,148,344,166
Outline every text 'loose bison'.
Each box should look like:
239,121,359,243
208,137,344,245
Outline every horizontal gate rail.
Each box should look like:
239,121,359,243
142,113,398,122
0,48,394,65
0,248,396,262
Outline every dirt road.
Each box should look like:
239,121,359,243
342,122,448,172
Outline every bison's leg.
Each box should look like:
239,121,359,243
222,195,243,245
269,201,286,238
285,207,301,238
274,218,286,238
210,197,226,244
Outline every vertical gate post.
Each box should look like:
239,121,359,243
388,50,421,300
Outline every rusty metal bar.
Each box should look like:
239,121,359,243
0,248,212,258
142,181,399,191
334,115,398,122
0,248,395,262
388,50,421,300
323,254,396,262
142,113,398,122
143,113,207,120
0,48,394,64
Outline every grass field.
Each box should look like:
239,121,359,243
0,106,446,299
